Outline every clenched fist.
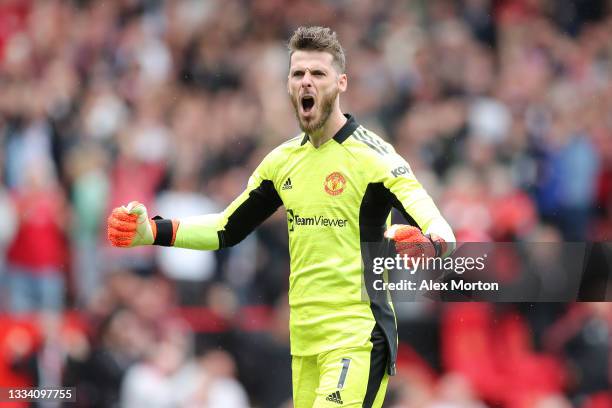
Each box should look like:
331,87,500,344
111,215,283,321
107,201,155,247
384,224,447,259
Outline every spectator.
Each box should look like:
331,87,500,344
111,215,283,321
66,143,110,306
120,335,249,408
155,168,218,305
544,303,612,403
64,309,152,408
0,146,17,310
175,349,250,408
119,336,191,408
5,159,68,313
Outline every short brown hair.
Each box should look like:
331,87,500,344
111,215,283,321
288,26,346,73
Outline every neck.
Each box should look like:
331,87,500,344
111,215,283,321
309,109,347,148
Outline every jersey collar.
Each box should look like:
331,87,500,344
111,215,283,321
300,114,359,146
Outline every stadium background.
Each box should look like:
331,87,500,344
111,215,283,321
0,0,611,407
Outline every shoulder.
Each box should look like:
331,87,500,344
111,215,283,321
344,125,414,178
346,126,395,157
261,133,305,163
344,126,398,165
251,133,305,180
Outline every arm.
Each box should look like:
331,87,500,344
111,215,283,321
108,159,282,250
380,151,456,258
174,178,281,249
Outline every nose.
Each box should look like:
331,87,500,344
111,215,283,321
300,71,314,88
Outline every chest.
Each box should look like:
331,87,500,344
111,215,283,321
276,146,367,213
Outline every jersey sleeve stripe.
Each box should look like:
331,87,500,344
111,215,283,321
353,128,389,155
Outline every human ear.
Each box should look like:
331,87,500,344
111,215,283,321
338,73,347,93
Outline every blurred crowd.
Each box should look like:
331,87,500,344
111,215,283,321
0,0,611,407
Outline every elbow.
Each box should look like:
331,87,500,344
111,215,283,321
218,230,246,248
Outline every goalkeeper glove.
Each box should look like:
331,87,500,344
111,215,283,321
384,224,447,259
107,201,178,247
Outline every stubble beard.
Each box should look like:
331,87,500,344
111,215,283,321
292,87,338,135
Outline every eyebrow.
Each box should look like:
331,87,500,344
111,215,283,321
289,66,329,74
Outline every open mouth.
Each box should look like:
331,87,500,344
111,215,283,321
301,95,315,113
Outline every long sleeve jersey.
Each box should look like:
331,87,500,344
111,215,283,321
173,114,455,374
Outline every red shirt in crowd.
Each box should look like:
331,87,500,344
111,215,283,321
6,189,67,272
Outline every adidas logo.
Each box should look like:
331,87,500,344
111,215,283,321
326,391,343,404
282,177,293,190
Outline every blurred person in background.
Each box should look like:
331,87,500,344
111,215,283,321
66,142,110,306
1,319,94,408
120,333,249,408
64,308,153,408
2,321,38,393
544,303,612,405
125,275,191,342
174,349,250,408
119,334,192,408
534,99,600,241
0,146,17,310
155,167,218,305
62,271,192,407
5,158,68,313
427,373,487,408
232,295,293,408
6,313,89,408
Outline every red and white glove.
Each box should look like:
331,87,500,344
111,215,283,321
384,224,447,259
107,201,156,247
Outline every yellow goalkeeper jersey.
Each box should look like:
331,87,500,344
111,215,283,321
174,114,453,374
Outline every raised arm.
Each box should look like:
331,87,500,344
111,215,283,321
108,157,282,250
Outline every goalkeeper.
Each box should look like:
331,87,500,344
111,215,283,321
108,26,454,408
